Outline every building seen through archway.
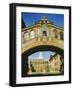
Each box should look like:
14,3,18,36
28,51,64,75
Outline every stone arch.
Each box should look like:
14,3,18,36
22,45,64,77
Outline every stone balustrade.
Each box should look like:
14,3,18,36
21,27,64,53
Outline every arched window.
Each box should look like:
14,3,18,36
30,31,35,39
60,32,64,40
42,24,47,37
45,20,47,23
55,33,58,39
53,29,58,39
41,20,44,23
43,31,47,36
24,32,29,42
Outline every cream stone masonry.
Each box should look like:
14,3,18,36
21,16,64,53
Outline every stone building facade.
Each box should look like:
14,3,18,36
28,59,49,74
49,54,62,74
27,54,63,75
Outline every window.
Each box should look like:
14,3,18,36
60,32,64,40
24,32,29,42
30,31,35,39
42,24,47,37
53,30,58,39
45,20,47,23
55,33,58,39
43,31,47,36
41,20,44,23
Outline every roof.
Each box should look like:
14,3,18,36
22,16,64,32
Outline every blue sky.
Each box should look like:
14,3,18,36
28,51,55,61
22,12,64,28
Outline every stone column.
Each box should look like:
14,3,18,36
46,28,49,40
48,27,53,41
37,28,42,41
28,58,32,74
34,28,38,39
27,30,31,41
21,32,24,44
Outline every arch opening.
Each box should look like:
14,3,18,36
22,45,64,77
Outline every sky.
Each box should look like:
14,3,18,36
28,51,55,61
22,12,64,28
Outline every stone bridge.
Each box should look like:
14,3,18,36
21,16,64,54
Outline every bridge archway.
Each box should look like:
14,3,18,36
22,45,64,77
